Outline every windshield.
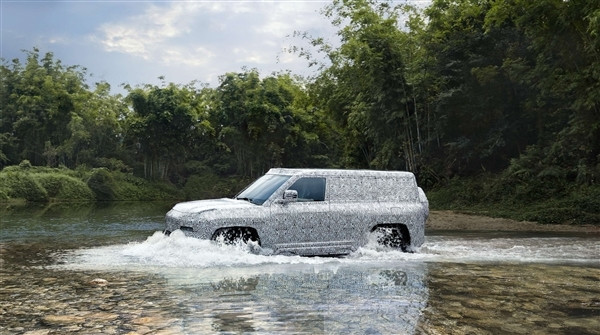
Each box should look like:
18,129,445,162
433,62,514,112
236,174,291,205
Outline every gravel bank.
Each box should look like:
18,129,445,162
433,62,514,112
427,210,600,233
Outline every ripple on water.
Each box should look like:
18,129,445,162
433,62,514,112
1,230,599,334
50,230,600,274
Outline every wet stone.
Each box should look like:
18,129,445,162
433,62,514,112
41,314,86,326
418,263,600,334
86,311,120,322
88,278,108,287
22,330,51,335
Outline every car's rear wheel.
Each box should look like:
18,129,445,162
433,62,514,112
372,225,409,252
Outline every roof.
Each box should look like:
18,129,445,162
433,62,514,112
266,168,415,179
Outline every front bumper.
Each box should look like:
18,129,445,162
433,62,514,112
165,209,211,239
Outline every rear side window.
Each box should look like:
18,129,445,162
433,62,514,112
288,177,326,202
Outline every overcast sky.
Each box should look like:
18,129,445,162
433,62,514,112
1,0,428,94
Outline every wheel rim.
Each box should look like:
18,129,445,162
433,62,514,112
374,227,406,251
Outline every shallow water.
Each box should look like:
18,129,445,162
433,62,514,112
1,203,599,334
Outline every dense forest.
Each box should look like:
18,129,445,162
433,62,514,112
1,0,598,224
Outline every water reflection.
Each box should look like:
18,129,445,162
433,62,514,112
0,202,172,244
416,262,600,335
1,203,599,334
152,263,429,334
210,276,260,292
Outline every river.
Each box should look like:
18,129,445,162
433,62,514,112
1,202,599,334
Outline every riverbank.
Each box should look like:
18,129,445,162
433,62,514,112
427,210,600,233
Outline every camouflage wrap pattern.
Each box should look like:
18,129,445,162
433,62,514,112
165,169,428,256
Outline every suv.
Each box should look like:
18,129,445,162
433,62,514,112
165,168,428,255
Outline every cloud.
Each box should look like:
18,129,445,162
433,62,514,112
96,3,203,60
94,2,327,65
87,1,336,88
48,35,70,45
254,2,323,38
160,47,215,67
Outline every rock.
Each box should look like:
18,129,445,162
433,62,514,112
87,311,120,322
130,315,178,329
131,316,166,326
41,314,85,326
23,330,51,335
89,278,109,287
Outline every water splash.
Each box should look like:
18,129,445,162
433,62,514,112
56,230,337,272
415,236,600,264
42,231,600,335
55,230,600,274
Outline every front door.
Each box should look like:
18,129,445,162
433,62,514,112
270,177,330,254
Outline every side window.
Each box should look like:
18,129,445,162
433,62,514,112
288,177,326,202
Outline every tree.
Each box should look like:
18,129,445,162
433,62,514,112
0,48,89,167
307,0,419,171
485,0,600,184
125,83,210,180
58,82,127,168
419,0,538,176
212,70,334,177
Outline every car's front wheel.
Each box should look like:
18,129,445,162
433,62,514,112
212,227,261,247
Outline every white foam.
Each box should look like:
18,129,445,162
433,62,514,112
56,230,337,272
414,236,600,264
55,232,600,275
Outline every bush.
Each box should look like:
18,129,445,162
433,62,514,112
0,171,49,202
184,173,249,200
1,164,183,203
0,188,9,201
34,174,94,201
87,168,116,201
35,174,63,197
95,157,132,173
426,175,492,209
428,173,600,225
108,172,182,200
19,160,32,169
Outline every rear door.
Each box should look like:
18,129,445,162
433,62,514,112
327,176,377,246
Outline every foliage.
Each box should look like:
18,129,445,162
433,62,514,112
0,49,127,170
110,172,182,201
428,174,600,225
84,168,181,201
124,83,211,180
183,172,249,200
33,173,94,201
482,0,600,184
0,164,180,203
212,70,335,178
1,0,599,224
307,0,420,170
0,170,49,202
86,168,116,201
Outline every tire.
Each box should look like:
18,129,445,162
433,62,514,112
372,226,408,252
212,228,260,246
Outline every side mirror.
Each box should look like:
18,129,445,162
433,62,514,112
282,189,298,203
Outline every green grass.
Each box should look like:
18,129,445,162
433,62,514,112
0,163,183,203
7,161,596,225
0,171,49,202
426,174,600,225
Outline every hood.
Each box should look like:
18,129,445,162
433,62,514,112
170,198,255,214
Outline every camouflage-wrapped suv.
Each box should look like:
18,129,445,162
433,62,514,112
165,168,428,255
